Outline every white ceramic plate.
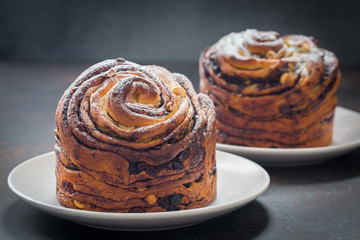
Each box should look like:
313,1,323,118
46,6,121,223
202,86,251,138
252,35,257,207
8,150,269,231
217,106,360,167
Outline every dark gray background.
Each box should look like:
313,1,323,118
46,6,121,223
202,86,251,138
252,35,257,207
1,0,360,67
1,1,360,239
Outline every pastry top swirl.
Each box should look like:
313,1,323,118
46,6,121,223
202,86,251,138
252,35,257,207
214,29,321,78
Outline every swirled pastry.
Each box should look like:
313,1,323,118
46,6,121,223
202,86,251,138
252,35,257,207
55,58,216,212
200,29,340,148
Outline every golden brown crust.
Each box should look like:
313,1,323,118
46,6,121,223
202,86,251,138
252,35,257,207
199,29,340,148
55,58,216,212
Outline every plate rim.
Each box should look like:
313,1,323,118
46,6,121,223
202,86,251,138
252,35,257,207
7,150,270,230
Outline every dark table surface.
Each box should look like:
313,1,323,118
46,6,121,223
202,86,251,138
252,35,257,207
1,61,359,240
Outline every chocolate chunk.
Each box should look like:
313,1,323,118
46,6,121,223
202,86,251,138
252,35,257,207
137,162,147,171
146,166,159,177
171,194,183,206
158,198,170,209
129,207,145,213
62,180,75,194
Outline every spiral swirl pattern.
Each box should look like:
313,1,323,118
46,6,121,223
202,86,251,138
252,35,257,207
200,29,340,148
55,58,216,212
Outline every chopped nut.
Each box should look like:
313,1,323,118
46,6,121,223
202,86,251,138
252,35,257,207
302,42,310,52
106,69,116,77
266,50,276,59
237,48,247,57
288,63,295,73
297,42,310,53
74,200,85,209
285,50,295,58
280,72,297,86
144,194,158,205
172,87,186,98
280,73,290,85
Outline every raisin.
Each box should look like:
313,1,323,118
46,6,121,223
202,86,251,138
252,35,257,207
158,198,170,209
146,166,159,177
129,207,145,213
63,180,75,194
183,183,191,188
171,194,183,206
